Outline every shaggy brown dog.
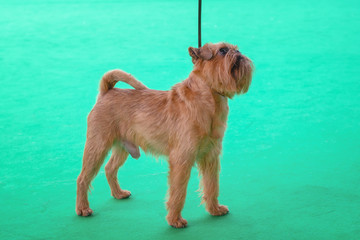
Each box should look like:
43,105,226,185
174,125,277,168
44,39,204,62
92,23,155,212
76,42,253,228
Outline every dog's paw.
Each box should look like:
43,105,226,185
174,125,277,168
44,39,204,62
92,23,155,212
76,207,93,217
209,205,229,216
168,217,188,228
112,190,131,199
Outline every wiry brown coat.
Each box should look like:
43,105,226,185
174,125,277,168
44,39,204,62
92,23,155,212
76,42,253,228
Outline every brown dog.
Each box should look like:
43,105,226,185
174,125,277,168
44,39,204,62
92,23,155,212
76,42,253,228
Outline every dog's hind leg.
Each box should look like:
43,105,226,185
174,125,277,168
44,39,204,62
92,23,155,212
105,142,131,199
76,132,112,217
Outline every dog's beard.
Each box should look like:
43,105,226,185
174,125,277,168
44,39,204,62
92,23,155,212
227,53,253,95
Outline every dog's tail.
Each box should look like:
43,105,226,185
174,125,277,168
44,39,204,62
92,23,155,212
99,69,148,95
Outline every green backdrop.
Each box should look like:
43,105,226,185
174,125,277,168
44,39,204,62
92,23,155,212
0,0,359,239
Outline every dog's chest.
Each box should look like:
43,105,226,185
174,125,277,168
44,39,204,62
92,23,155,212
196,97,228,159
210,96,229,139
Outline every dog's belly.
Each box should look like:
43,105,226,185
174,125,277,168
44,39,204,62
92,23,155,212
131,121,171,156
121,113,171,157
139,139,169,156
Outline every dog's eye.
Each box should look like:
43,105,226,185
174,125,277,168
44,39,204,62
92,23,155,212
219,47,229,55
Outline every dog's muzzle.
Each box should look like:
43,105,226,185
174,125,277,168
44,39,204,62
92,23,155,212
234,54,243,68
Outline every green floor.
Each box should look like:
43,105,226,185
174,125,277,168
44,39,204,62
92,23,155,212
1,0,359,239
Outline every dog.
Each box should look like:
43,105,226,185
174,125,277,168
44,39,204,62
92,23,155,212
76,42,253,228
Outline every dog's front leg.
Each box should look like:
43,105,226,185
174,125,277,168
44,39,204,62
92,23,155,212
166,151,194,228
198,151,229,216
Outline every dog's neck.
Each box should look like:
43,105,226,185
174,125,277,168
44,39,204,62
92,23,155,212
179,71,229,140
188,71,228,99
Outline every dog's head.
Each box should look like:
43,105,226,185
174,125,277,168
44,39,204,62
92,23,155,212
189,42,254,98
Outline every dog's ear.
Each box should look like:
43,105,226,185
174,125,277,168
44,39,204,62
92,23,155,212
199,44,213,60
188,47,200,63
188,45,213,63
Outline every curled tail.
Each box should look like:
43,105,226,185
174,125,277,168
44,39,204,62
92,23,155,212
99,69,148,95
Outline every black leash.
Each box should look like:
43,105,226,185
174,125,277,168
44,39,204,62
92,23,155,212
198,0,202,48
